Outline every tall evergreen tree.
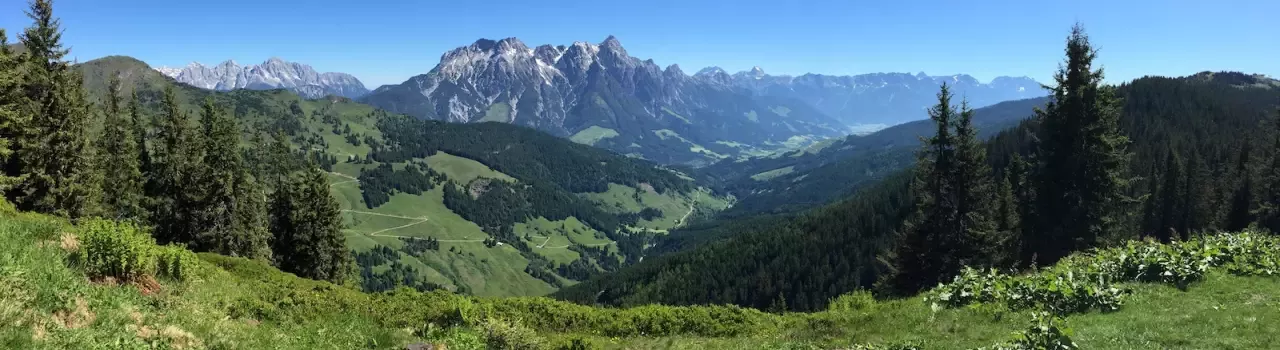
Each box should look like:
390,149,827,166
1156,150,1185,241
0,29,24,192
1258,107,1280,234
951,99,1001,264
147,86,202,245
10,0,100,218
882,84,997,294
194,97,270,258
1030,24,1133,264
1008,154,1038,264
96,76,146,221
1182,149,1214,236
270,166,350,282
1225,143,1255,231
995,172,1020,263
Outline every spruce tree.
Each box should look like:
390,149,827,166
97,76,146,221
270,166,350,282
147,86,202,245
995,172,1020,263
1225,143,1254,231
0,30,23,191
1009,154,1037,264
883,83,1001,294
10,0,100,218
195,97,270,258
1258,107,1280,234
951,99,1000,264
1030,24,1132,264
1156,150,1185,241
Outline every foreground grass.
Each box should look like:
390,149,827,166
3,205,1278,349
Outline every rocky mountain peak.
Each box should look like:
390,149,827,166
600,35,624,51
496,37,530,54
155,57,369,99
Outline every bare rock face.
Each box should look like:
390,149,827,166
155,58,369,99
361,36,848,166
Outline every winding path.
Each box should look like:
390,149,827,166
675,192,700,227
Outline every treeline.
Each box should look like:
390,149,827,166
0,1,349,283
556,25,1280,311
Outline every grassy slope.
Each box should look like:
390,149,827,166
4,207,1278,349
600,272,1280,349
583,183,731,231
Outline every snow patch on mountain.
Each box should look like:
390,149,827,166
154,58,369,99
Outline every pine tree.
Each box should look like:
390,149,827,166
9,0,100,218
1156,150,1184,241
1257,106,1280,234
270,166,350,282
951,99,1000,265
0,29,24,191
995,172,1020,263
882,83,1001,294
96,76,146,221
1009,154,1038,264
1182,149,1214,236
1225,143,1254,231
147,86,202,245
194,97,270,258
1030,24,1133,264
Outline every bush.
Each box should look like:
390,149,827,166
482,318,546,350
156,245,199,281
77,219,156,280
929,231,1280,315
827,290,877,312
981,312,1079,350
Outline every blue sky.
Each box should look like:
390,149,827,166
1,0,1276,88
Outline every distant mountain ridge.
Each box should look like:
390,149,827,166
361,36,848,167
699,66,1043,127
155,57,370,99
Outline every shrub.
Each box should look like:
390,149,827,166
77,219,156,280
981,312,1079,350
482,318,546,350
156,245,199,281
929,231,1280,315
828,290,877,313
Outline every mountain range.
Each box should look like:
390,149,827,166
155,57,370,99
698,66,1044,128
359,36,848,166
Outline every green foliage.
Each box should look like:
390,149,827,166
930,231,1280,315
9,0,100,219
144,85,203,245
96,76,146,221
988,312,1079,350
270,167,350,283
1029,24,1134,265
827,290,877,313
0,29,23,192
482,318,547,350
155,244,198,281
76,218,156,280
882,84,1001,295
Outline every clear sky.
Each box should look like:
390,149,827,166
1,0,1276,88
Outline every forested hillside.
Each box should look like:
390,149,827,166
557,39,1280,311
706,97,1049,217
60,32,732,297
73,56,731,296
